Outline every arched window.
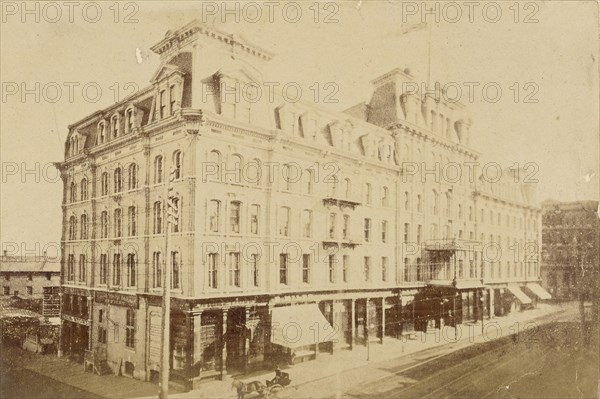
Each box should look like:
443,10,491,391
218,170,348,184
80,178,88,201
101,172,109,196
126,108,134,133
126,253,136,287
98,121,106,144
114,168,122,193
404,192,410,210
80,214,88,240
171,198,181,233
417,194,422,212
208,150,221,182
69,182,77,203
111,114,119,138
173,150,182,180
68,216,76,240
127,163,138,190
229,201,241,233
114,208,122,238
229,154,242,184
100,211,109,238
128,206,137,236
153,201,162,234
171,251,181,289
154,156,163,184
209,200,220,232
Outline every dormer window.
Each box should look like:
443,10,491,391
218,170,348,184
98,121,106,144
126,108,134,133
169,85,176,116
159,90,166,119
111,115,119,138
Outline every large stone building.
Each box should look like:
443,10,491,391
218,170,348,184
56,21,545,389
541,200,600,301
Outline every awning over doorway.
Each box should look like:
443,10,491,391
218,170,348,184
527,283,552,300
270,304,337,349
507,284,532,304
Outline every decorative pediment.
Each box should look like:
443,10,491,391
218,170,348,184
150,63,186,84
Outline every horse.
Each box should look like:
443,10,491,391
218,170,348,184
231,378,266,399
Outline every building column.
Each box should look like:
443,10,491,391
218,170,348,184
185,312,193,390
244,308,250,373
57,292,64,358
87,295,93,350
350,299,355,349
380,297,385,344
220,309,227,380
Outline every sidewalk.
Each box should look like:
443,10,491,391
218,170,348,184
169,303,570,399
1,345,167,399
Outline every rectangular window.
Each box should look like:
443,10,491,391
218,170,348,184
364,219,371,242
342,255,349,283
152,252,161,288
329,213,337,239
381,257,388,282
208,253,218,288
279,207,290,236
363,256,370,282
251,254,259,287
250,204,260,235
279,254,288,285
302,254,310,284
159,90,166,119
3,287,9,296
228,252,240,287
404,223,409,243
328,255,336,283
381,220,387,243
342,215,350,240
417,225,422,245
26,286,32,295
302,209,312,238
230,201,241,233
125,309,135,349
169,85,176,116
404,258,409,282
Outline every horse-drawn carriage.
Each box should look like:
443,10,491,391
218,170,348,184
232,369,291,399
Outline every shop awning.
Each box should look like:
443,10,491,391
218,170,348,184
507,284,532,304
270,304,337,349
527,283,552,300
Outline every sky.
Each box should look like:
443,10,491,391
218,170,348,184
1,0,598,255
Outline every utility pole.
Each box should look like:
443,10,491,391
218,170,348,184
159,168,178,399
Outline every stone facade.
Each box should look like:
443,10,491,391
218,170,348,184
56,21,543,388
